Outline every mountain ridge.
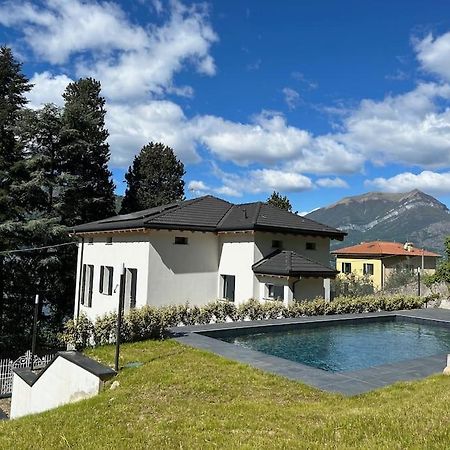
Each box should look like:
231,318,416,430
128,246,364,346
306,190,450,254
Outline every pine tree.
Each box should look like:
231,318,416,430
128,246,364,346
121,142,185,213
60,78,115,225
267,191,293,212
0,46,32,226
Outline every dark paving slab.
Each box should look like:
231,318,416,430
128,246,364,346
172,308,450,396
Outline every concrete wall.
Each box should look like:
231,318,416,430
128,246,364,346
218,233,256,304
294,278,324,300
75,233,150,321
147,230,219,306
10,357,102,419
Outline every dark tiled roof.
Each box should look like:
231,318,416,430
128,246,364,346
252,250,338,278
73,195,345,239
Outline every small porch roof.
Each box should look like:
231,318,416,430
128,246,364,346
252,250,338,278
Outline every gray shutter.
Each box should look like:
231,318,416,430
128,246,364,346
81,264,86,305
99,266,104,293
130,269,137,308
108,267,114,295
88,265,94,307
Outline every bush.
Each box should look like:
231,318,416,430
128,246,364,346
60,294,429,350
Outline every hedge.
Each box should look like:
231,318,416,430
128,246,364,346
61,294,431,349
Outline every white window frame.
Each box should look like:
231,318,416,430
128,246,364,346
81,264,94,307
363,263,374,276
342,262,352,274
99,265,114,295
221,275,235,302
266,283,284,301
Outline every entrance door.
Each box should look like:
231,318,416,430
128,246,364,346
124,268,137,311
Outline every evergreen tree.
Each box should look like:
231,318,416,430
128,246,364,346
60,78,115,225
267,191,293,212
121,142,185,213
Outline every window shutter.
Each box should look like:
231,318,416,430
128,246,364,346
99,266,104,293
81,264,87,305
108,267,114,295
88,265,94,307
130,269,137,309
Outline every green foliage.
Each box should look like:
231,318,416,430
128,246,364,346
120,142,185,214
383,263,417,292
61,295,428,349
425,236,450,291
266,191,293,212
333,273,375,297
60,77,116,225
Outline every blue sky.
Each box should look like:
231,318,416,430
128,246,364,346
2,0,450,213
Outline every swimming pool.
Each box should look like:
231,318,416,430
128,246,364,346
173,309,450,395
217,319,450,372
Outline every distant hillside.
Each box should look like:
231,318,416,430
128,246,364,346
306,189,450,254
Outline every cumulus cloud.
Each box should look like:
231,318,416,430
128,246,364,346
26,71,73,108
0,0,217,101
193,111,312,165
365,170,450,194
415,32,450,81
316,177,349,188
338,82,450,168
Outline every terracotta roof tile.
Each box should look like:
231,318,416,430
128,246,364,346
332,241,439,257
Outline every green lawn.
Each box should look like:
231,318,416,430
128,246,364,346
1,339,450,449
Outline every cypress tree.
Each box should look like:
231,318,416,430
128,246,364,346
60,78,115,225
121,142,185,214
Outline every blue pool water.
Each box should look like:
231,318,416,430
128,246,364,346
219,320,450,372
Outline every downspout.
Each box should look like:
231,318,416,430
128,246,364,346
76,236,85,320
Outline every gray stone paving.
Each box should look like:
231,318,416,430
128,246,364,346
171,308,450,396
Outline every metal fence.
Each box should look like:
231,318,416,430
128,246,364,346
0,350,54,396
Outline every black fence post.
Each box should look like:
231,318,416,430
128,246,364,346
30,294,39,371
114,268,126,372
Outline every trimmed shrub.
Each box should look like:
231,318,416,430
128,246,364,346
61,294,429,350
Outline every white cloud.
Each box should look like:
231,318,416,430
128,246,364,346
365,170,450,194
338,82,450,168
316,177,349,188
282,87,300,110
194,111,312,165
106,101,200,166
26,71,73,108
415,32,450,81
0,0,217,101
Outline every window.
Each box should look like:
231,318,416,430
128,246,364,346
272,240,283,249
342,262,352,274
124,268,138,310
106,236,113,245
267,284,284,301
306,242,316,250
81,264,94,307
222,275,235,302
99,266,114,295
363,263,374,276
88,237,94,245
174,236,188,245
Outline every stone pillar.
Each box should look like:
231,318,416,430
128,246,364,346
284,281,294,308
324,278,331,301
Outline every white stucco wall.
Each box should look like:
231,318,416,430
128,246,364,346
147,230,219,306
294,278,324,300
218,233,256,304
75,233,150,321
10,357,102,419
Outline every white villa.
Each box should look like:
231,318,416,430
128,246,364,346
72,196,345,320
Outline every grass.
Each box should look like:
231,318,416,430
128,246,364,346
1,339,450,449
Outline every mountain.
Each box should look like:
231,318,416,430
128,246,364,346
306,189,450,254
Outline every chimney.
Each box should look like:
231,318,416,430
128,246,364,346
404,242,413,252
243,208,248,219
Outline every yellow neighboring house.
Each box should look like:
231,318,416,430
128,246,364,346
331,241,440,290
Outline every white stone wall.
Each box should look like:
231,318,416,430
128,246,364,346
75,233,150,321
10,357,102,419
147,230,219,306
